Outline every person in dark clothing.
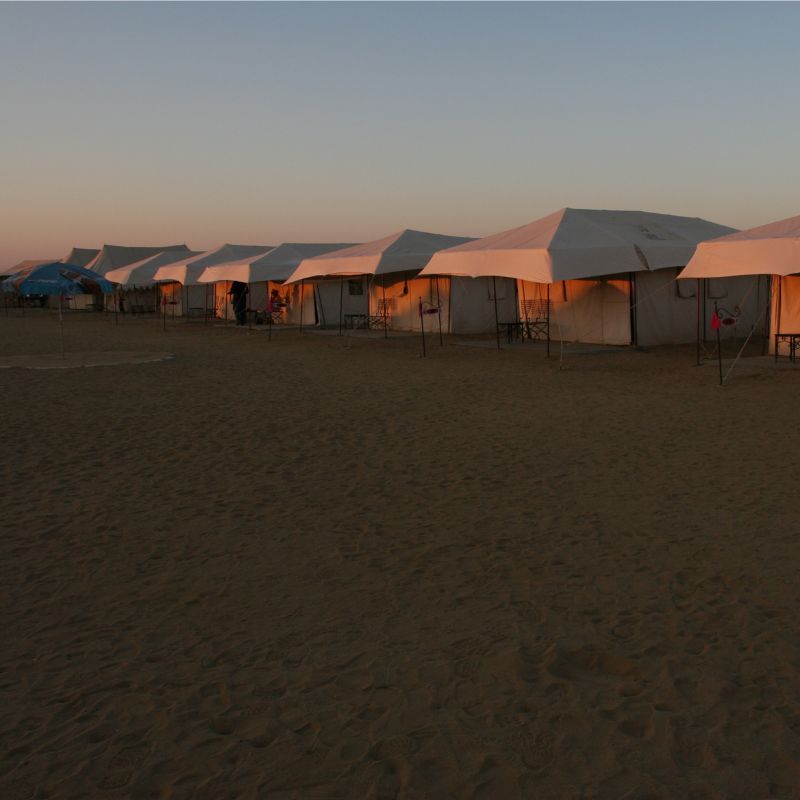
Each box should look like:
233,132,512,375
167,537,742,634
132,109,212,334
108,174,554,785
229,281,249,325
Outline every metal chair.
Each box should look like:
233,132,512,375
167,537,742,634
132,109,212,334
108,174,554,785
521,299,550,341
368,298,392,331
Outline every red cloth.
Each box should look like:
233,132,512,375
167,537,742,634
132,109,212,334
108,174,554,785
711,310,721,330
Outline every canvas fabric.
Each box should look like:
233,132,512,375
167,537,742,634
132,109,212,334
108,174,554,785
421,208,734,283
287,229,473,283
681,213,800,279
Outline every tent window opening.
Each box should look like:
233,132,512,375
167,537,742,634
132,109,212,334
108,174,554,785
706,279,728,299
676,280,696,299
348,279,364,296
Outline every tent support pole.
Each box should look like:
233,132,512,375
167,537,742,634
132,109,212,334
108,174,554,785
338,277,344,336
702,279,707,343
434,276,443,346
59,294,65,359
715,301,723,385
420,297,426,358
696,278,701,366
546,283,551,359
447,277,453,334
492,276,501,351
382,282,388,339
299,279,305,334
629,272,637,346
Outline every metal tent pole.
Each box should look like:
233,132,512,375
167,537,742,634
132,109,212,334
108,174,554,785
546,283,551,359
492,276,501,351
299,279,305,334
419,298,427,358
434,277,443,346
715,301,723,385
696,278,701,366
447,277,453,334
338,277,344,336
59,294,65,359
382,282,388,339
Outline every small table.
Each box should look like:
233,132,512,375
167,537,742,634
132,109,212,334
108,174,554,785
774,333,800,362
497,321,524,344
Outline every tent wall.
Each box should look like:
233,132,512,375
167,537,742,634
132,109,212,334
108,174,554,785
518,276,632,345
449,277,517,334
118,287,159,313
636,270,769,346
158,283,210,317
237,281,315,325
368,276,451,332
770,275,800,353
314,278,369,327
274,281,315,325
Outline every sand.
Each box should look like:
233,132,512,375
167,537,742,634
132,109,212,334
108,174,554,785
2,310,800,799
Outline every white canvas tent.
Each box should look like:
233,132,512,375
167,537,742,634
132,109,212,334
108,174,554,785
87,244,191,276
421,208,763,346
286,229,515,332
679,213,800,352
79,244,192,312
62,248,100,268
196,243,356,325
106,249,205,315
153,244,272,319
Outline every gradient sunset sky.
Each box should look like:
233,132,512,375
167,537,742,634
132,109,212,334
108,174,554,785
2,2,799,268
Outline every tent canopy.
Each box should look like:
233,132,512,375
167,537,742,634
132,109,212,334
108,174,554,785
88,244,191,276
105,249,204,287
679,213,800,279
286,229,472,283
1,259,57,278
196,242,357,285
62,248,100,268
419,208,736,284
153,243,272,285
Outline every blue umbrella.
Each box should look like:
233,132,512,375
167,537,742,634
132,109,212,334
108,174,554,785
2,261,115,358
2,261,114,295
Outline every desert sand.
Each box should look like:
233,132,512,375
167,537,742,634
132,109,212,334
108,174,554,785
2,310,800,799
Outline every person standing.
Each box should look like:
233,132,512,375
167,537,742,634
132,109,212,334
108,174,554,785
229,281,248,326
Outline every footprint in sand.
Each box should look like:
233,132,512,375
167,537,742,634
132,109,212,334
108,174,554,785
97,743,148,790
511,727,553,772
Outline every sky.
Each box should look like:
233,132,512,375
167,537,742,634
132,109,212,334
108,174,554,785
1,1,799,268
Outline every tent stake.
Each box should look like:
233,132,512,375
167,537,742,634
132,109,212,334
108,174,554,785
492,276,500,351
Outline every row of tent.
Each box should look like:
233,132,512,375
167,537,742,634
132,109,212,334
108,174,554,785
5,207,800,348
